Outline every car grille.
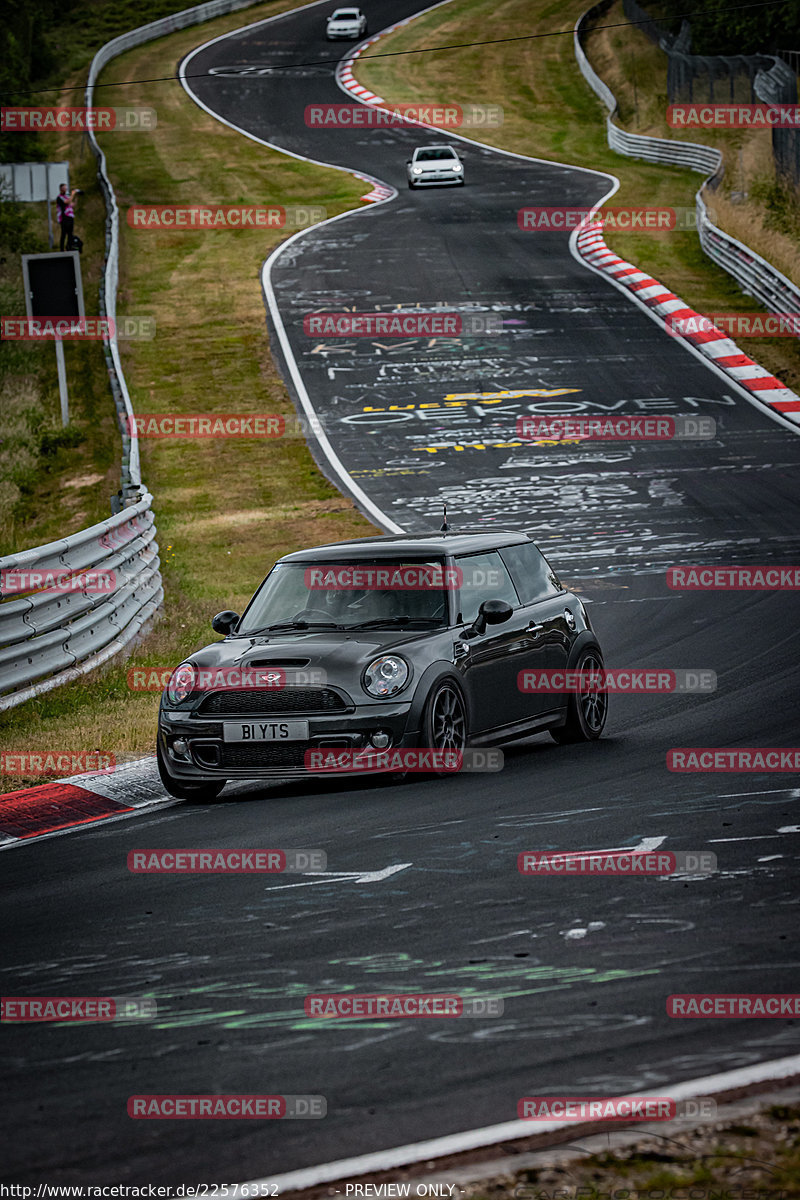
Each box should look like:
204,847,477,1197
198,688,348,715
221,743,310,769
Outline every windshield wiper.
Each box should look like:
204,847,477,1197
347,616,443,629
244,619,345,635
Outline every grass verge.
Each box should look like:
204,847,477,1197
0,0,377,780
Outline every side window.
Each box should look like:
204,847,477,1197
454,552,520,624
499,542,563,604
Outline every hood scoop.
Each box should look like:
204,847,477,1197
246,657,311,668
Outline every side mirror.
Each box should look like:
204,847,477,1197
406,160,412,165
212,610,240,636
463,599,513,639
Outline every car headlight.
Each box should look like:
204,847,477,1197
412,166,423,175
452,163,463,172
363,655,410,698
167,661,197,704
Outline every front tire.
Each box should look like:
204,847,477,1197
157,741,226,801
422,679,467,774
550,647,607,743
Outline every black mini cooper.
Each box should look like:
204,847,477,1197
157,530,607,799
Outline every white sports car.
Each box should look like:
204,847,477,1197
406,145,465,188
326,7,367,39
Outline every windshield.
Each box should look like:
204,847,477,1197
239,560,451,633
331,9,359,17
415,148,458,161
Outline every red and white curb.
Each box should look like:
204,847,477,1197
335,0,459,203
352,172,394,203
0,756,170,847
336,17,420,202
338,37,385,105
575,220,800,425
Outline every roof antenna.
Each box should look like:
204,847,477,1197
440,503,450,533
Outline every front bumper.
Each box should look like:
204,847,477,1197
159,700,419,781
408,172,463,186
327,27,361,37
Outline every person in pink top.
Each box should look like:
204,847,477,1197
56,183,79,251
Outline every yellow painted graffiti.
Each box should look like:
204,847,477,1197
361,388,581,414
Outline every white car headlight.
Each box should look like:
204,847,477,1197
167,661,197,704
363,655,410,698
412,166,423,175
452,162,463,172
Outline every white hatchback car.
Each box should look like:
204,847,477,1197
326,7,367,38
406,145,465,188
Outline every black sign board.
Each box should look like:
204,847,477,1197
21,252,84,318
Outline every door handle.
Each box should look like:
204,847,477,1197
527,621,545,636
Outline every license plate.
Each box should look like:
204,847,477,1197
222,720,309,743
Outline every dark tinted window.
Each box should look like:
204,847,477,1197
416,148,458,161
239,560,449,632
499,541,563,604
453,551,520,624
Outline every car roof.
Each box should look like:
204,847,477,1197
278,530,536,563
414,144,458,152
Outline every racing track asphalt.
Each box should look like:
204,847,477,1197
2,0,799,1184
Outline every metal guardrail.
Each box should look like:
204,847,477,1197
1,0,266,711
574,3,800,317
0,495,162,711
574,0,723,180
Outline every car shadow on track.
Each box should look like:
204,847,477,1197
179,730,625,805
